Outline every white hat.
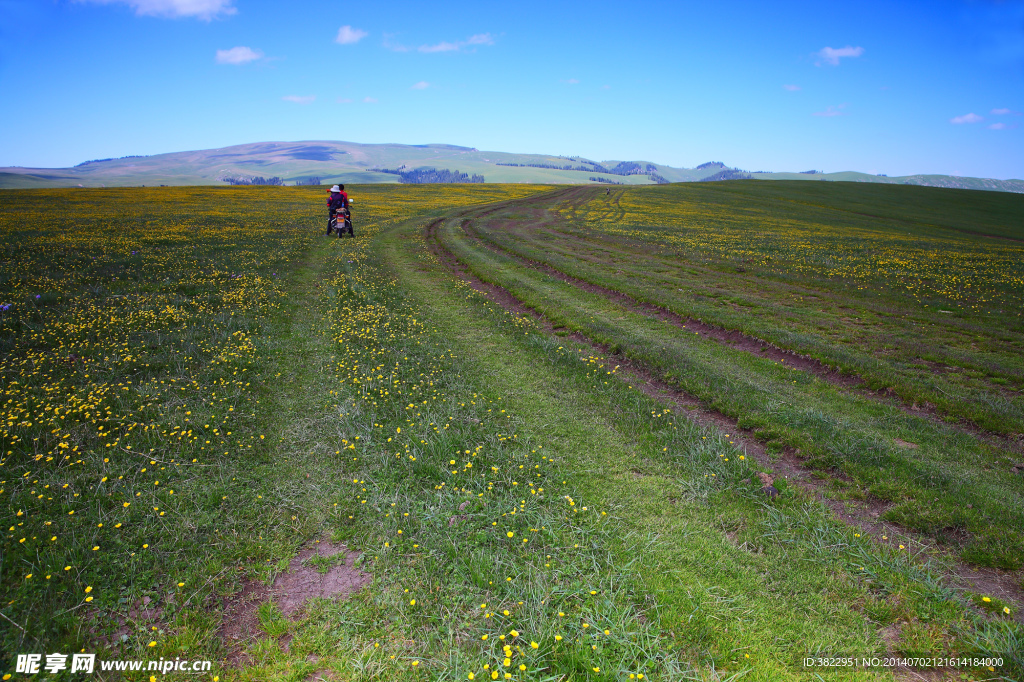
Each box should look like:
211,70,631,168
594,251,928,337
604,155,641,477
330,185,341,192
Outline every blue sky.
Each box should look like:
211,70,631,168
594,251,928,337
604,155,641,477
1,0,1022,178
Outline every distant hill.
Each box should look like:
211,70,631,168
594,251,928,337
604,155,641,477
1,140,1021,193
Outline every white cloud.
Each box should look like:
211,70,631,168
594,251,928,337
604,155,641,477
336,25,368,45
950,112,983,124
989,122,1006,129
813,104,847,117
77,0,235,20
282,95,315,104
363,96,377,103
563,78,579,84
418,33,494,53
337,97,353,104
991,107,1021,115
215,46,261,65
411,81,430,90
815,45,864,66
783,84,801,91
601,84,611,90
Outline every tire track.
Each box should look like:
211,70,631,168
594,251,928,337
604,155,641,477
459,194,1024,456
423,210,1024,623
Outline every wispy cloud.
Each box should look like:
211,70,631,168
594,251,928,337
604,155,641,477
815,45,864,66
76,0,235,20
419,41,459,53
336,25,368,45
383,33,410,52
282,95,315,104
783,84,801,91
813,104,847,117
601,84,611,90
418,33,494,53
336,97,353,104
991,107,1022,115
215,46,262,65
363,96,377,103
411,81,429,90
563,78,579,84
989,122,1019,130
950,112,983,124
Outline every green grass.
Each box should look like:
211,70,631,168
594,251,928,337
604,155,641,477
436,204,1024,569
707,180,1024,241
466,184,1024,435
0,184,1020,681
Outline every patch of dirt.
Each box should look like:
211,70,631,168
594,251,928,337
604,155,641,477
218,540,371,665
219,577,271,666
423,209,1024,624
90,595,166,649
274,541,371,618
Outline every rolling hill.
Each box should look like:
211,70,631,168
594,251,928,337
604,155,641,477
1,140,1021,192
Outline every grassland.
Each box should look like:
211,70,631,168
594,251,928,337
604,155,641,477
1,182,1021,681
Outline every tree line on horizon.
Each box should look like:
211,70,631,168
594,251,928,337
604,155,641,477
222,176,285,186
373,168,484,184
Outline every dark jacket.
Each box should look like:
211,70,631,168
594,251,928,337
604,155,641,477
327,192,347,213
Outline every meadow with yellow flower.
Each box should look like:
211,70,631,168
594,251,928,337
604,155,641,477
1,182,1021,680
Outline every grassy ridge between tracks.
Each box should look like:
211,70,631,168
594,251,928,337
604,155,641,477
436,189,1024,571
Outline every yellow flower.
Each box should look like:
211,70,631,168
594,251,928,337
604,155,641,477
85,586,92,593
148,641,156,647
509,630,518,637
468,674,475,680
982,596,992,602
530,641,539,649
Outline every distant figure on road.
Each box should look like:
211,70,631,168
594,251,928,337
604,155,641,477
326,184,350,236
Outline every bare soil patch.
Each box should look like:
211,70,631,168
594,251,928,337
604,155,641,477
218,540,371,665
